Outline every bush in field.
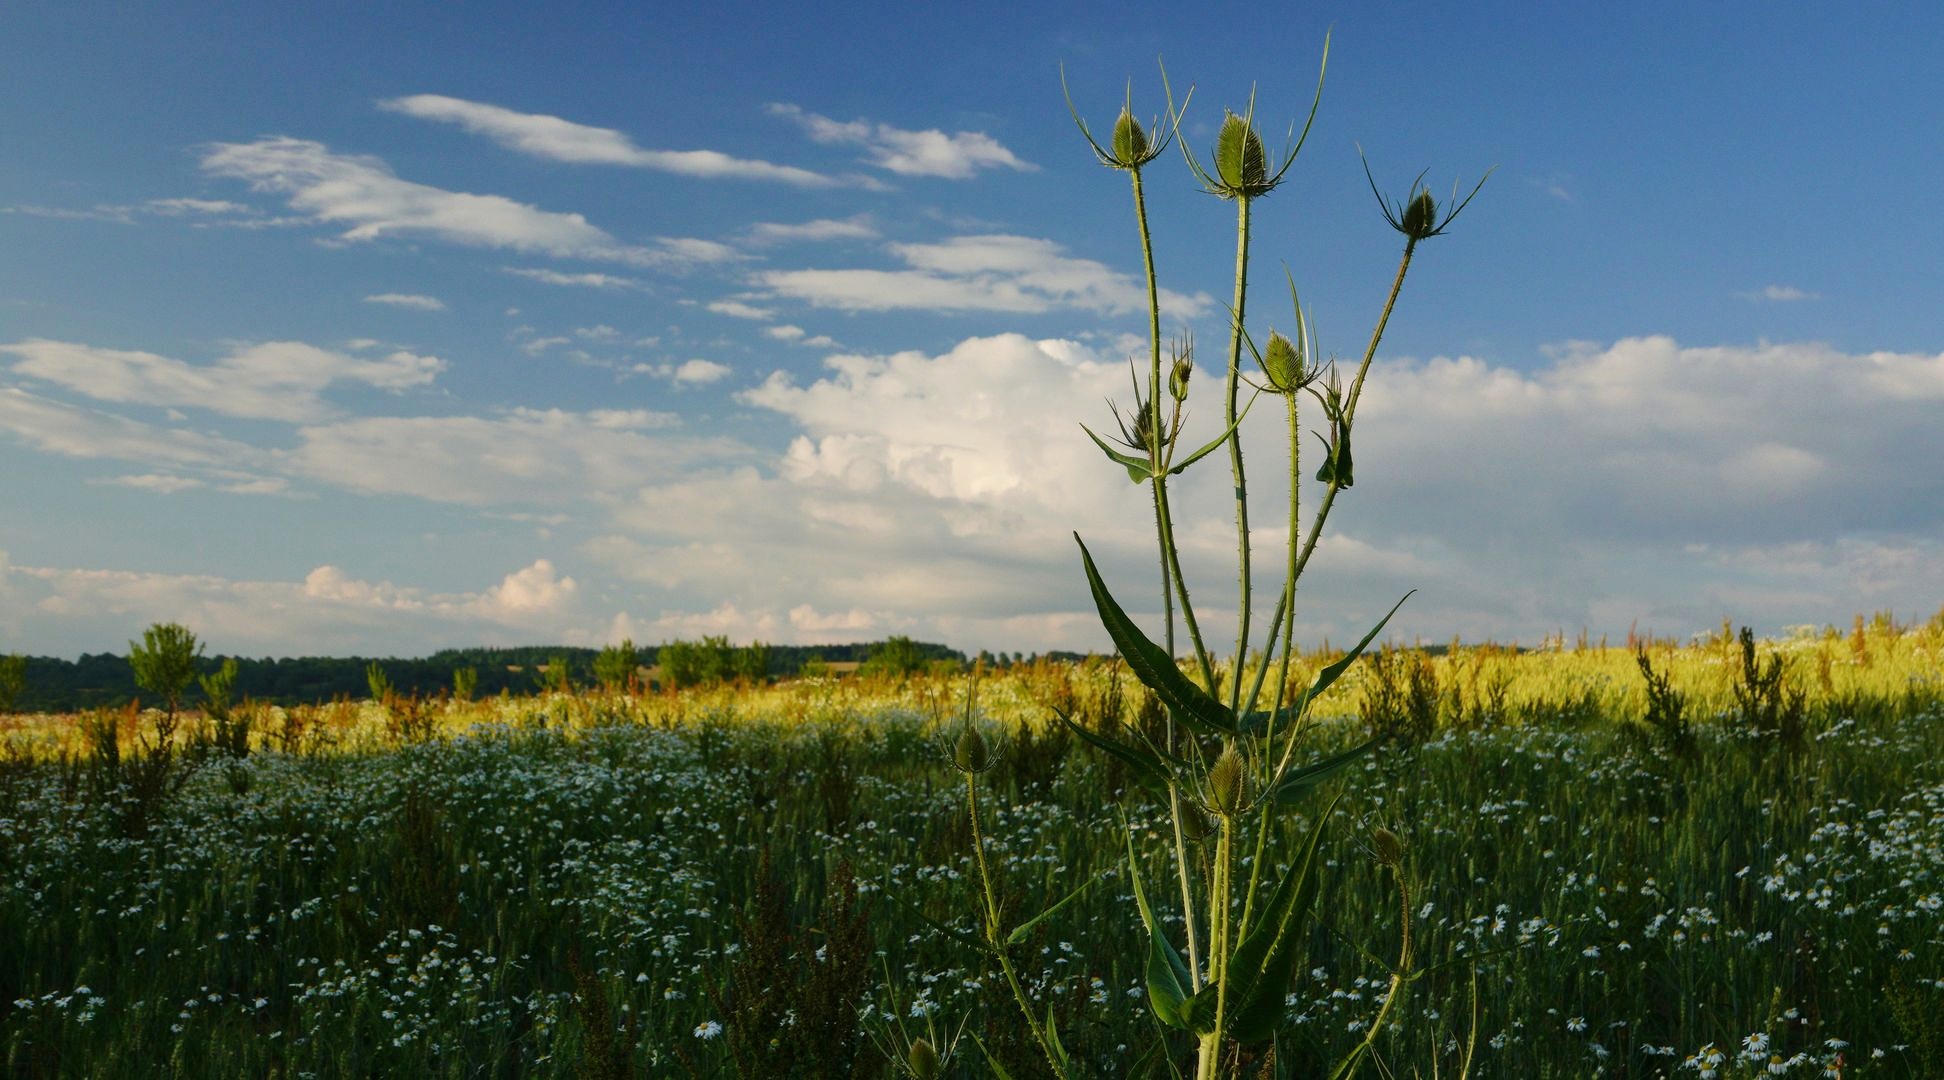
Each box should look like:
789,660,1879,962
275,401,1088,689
593,638,640,693
128,622,201,728
0,653,25,713
860,635,927,680
659,635,769,689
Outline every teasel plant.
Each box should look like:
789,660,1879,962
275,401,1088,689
931,42,1492,1079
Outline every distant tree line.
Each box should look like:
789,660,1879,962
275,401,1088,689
0,638,975,712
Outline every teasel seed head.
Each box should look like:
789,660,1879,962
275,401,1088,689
1260,331,1304,393
1112,108,1150,168
908,1037,941,1080
1205,746,1249,816
1371,826,1405,867
1401,190,1438,241
1215,113,1269,195
1169,357,1193,402
953,725,992,773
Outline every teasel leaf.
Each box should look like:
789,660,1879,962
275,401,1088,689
1006,871,1103,948
1080,421,1158,483
1225,790,1343,1043
1058,708,1173,790
1046,1005,1072,1072
1076,534,1238,736
1166,391,1258,478
1270,737,1379,805
971,1034,1017,1080
1126,824,1196,1029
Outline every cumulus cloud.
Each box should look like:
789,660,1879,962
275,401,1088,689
758,234,1211,317
1,338,443,422
381,94,839,187
635,359,733,385
767,103,1033,178
364,293,446,311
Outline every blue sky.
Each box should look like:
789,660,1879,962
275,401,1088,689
3,2,1941,658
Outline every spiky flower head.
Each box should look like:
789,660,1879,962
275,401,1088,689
1112,108,1150,168
1205,746,1249,816
953,725,992,773
1260,331,1304,393
1401,191,1437,241
1371,826,1405,867
908,1037,942,1080
1215,113,1268,194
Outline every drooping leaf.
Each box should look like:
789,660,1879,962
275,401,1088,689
1081,422,1156,483
1272,737,1379,805
1185,983,1221,1034
1127,824,1196,1030
1006,872,1102,947
971,1034,1017,1080
1045,1005,1071,1072
1059,709,1173,790
1076,534,1238,736
1313,421,1353,488
1225,791,1343,1043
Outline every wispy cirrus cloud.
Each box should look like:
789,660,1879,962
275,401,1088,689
757,234,1211,317
1739,284,1819,302
767,103,1033,179
364,293,446,311
202,137,732,270
745,215,879,244
380,94,842,187
1,338,443,422
503,267,642,289
2,197,258,225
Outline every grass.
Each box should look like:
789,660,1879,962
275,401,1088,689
0,617,1940,1076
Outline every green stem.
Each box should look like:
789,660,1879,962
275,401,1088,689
1196,813,1237,1080
968,773,1067,1079
1287,240,1416,613
1225,196,1254,715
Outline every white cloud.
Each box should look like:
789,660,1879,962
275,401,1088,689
203,138,727,269
286,407,740,505
767,103,1034,179
503,267,641,289
1741,284,1819,302
766,325,806,341
0,386,264,468
89,473,205,494
2,338,443,421
757,234,1211,317
0,557,602,655
380,94,838,187
364,292,446,311
706,300,774,321
746,215,879,244
635,359,734,385
2,198,257,224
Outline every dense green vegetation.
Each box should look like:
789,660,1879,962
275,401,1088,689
2,626,1940,1077
0,639,972,713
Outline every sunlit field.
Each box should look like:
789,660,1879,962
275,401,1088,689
3,617,1940,1077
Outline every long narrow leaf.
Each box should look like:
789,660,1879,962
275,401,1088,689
1058,709,1173,790
1165,391,1258,477
1006,872,1102,947
1080,422,1156,483
1126,824,1194,1029
1076,534,1237,736
1046,1005,1071,1072
1304,591,1414,701
972,1034,1017,1080
1225,791,1343,1043
1272,737,1379,805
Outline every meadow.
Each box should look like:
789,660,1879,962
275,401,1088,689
2,616,1941,1078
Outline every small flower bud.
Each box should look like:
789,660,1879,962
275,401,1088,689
1371,826,1405,867
908,1037,942,1080
1401,190,1438,241
1169,358,1192,402
953,726,991,773
1215,114,1268,194
1260,332,1303,392
1178,804,1215,843
1112,108,1150,168
1205,747,1248,816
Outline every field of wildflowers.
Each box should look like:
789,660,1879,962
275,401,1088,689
2,616,1940,1077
